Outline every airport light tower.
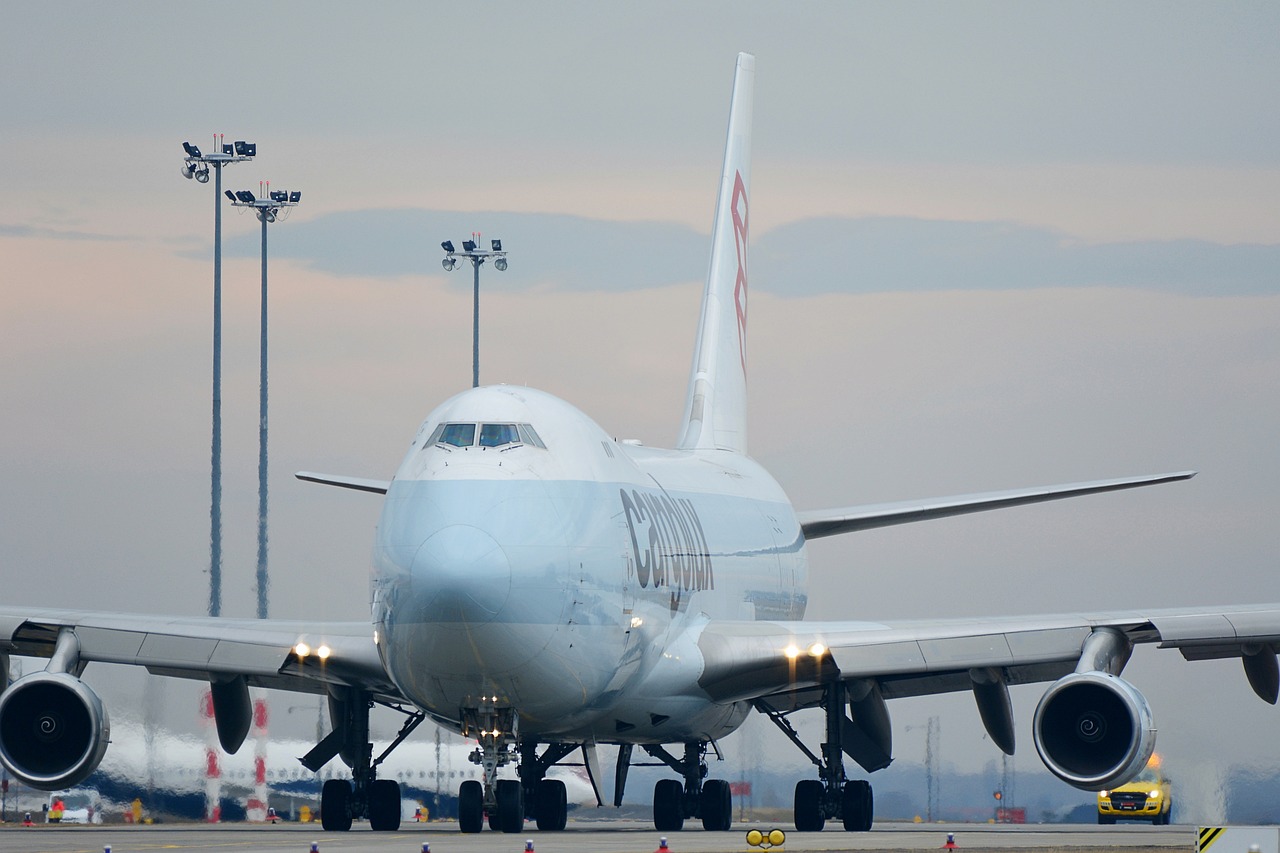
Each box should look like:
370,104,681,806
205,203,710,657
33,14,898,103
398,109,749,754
441,235,508,388
227,184,301,620
181,136,256,618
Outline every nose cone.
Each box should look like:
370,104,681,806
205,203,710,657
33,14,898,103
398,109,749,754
412,524,511,624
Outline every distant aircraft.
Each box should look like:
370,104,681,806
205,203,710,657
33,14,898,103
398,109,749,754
61,719,594,823
2,51,1277,836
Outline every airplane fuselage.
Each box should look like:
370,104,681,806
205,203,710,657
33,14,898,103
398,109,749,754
372,385,808,744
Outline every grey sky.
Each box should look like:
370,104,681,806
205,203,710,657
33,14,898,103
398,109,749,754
1,1,1278,821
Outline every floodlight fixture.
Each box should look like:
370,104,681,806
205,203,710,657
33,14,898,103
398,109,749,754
224,190,236,201
288,191,301,204
440,233,509,388
178,133,255,618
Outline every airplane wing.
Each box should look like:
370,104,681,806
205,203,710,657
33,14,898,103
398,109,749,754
0,607,401,701
697,604,1280,777
295,471,390,495
797,471,1196,540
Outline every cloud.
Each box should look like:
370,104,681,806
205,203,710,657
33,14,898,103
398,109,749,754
219,209,708,292
0,224,124,242
218,208,1280,297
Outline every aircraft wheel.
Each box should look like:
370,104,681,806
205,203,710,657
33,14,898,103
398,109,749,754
368,779,401,831
497,778,525,833
459,780,484,833
841,780,872,832
794,779,825,832
536,778,568,831
320,779,352,832
653,779,685,832
700,779,732,831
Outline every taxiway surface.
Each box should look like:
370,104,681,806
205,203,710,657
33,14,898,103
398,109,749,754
0,821,1192,853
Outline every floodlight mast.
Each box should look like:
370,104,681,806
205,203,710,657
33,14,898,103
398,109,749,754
181,135,254,618
440,234,508,388
228,183,301,620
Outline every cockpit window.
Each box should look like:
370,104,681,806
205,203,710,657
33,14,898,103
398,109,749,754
429,422,545,450
479,423,520,448
517,424,546,449
438,423,476,448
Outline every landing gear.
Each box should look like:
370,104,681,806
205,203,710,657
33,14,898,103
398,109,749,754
653,778,684,832
535,779,568,831
320,779,352,832
644,742,733,832
759,681,877,832
303,688,423,832
700,778,732,831
459,779,484,833
493,779,524,833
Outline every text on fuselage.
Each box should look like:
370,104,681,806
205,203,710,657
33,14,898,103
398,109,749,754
620,488,714,593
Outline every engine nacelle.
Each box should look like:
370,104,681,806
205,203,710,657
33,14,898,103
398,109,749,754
0,671,110,790
1032,670,1155,791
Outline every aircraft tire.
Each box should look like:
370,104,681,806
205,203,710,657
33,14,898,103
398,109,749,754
700,779,732,831
459,780,484,833
368,779,401,831
794,779,825,832
841,780,872,832
497,778,525,833
654,779,685,832
320,779,352,832
536,779,568,831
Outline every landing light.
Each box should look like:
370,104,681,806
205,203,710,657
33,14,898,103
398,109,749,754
294,642,311,658
630,616,644,629
808,642,826,657
784,644,800,660
317,644,332,660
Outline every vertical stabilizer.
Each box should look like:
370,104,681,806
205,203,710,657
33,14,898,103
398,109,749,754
678,52,754,454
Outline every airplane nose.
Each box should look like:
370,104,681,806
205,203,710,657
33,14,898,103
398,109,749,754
411,524,511,624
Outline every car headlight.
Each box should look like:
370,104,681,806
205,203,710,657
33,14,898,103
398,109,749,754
1099,790,1110,798
1148,789,1161,799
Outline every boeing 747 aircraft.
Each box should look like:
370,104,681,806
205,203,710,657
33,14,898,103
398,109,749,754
2,53,1277,835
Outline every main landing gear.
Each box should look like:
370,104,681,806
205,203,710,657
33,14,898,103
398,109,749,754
642,742,733,832
301,687,424,832
758,681,875,832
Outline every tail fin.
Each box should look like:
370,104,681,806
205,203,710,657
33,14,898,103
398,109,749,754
677,52,754,454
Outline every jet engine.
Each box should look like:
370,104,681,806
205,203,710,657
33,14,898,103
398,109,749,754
0,671,110,789
1032,670,1155,791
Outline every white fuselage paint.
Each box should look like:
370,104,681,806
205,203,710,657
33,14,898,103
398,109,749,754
372,385,807,745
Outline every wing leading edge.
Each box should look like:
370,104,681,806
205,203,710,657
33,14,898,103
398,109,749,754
0,607,400,701
797,471,1195,540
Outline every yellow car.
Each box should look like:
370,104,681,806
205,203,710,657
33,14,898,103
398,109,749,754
1097,765,1172,825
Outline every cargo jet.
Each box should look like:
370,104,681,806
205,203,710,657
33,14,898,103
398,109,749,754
2,53,1278,835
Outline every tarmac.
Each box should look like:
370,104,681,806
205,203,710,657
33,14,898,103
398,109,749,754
0,820,1192,853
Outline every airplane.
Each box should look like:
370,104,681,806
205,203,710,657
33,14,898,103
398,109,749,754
2,51,1278,836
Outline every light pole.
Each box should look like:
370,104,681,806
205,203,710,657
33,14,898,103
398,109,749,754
182,137,255,618
441,235,508,388
228,183,301,620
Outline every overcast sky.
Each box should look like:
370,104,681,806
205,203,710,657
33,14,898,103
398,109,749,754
2,2,1278,820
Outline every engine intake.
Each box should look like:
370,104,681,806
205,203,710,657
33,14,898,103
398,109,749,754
1032,670,1154,791
0,671,110,789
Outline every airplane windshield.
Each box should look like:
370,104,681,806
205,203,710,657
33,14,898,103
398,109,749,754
428,422,545,450
479,423,520,447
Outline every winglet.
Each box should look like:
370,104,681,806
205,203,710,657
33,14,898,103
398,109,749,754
677,52,754,454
